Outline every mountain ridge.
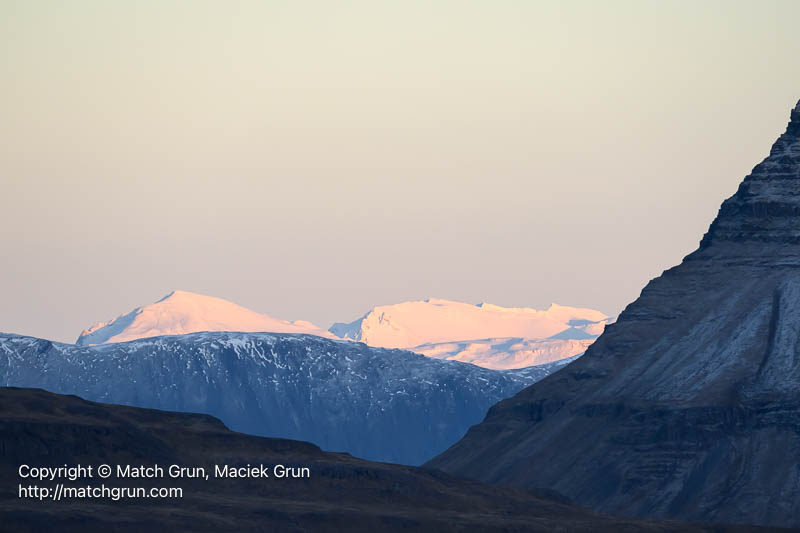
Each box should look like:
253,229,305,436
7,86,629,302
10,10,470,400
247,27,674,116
426,98,800,528
329,298,609,348
1,330,569,465
76,292,610,369
330,298,611,369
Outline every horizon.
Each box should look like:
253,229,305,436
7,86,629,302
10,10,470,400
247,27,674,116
3,1,800,343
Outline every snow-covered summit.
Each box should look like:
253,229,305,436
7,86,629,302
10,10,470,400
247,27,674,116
76,290,333,345
77,292,610,369
329,298,610,352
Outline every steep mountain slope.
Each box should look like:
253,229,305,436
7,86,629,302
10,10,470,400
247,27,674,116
428,100,800,528
0,331,566,465
331,299,611,369
3,388,772,533
77,290,333,345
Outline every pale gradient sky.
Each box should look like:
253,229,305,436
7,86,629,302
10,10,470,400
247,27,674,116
2,0,800,343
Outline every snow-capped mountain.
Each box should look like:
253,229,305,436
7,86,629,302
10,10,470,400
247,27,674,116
414,338,595,370
330,299,608,348
0,331,569,465
428,99,800,528
330,299,611,369
77,290,333,345
77,292,610,370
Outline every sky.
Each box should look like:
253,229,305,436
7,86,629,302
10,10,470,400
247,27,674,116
2,0,800,343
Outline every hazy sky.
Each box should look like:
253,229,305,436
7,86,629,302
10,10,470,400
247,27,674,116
2,0,800,343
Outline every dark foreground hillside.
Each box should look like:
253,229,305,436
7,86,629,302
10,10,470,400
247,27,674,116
0,387,779,533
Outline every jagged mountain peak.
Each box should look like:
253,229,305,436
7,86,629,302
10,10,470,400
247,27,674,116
698,100,800,250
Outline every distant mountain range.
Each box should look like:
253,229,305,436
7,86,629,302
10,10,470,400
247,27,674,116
77,291,611,370
0,331,571,465
4,290,608,464
330,299,608,347
332,298,612,369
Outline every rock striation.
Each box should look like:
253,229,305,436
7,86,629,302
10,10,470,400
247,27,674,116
427,99,800,528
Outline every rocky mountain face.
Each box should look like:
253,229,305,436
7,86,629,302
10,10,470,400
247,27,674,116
4,387,773,533
427,100,800,528
0,331,567,465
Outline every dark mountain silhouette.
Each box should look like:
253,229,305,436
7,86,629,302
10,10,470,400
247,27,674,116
0,387,782,532
427,99,800,528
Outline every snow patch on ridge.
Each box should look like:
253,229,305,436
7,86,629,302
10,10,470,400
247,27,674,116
413,337,595,370
330,298,612,369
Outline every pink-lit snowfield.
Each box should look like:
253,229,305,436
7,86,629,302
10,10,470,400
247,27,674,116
77,290,335,345
79,291,611,370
